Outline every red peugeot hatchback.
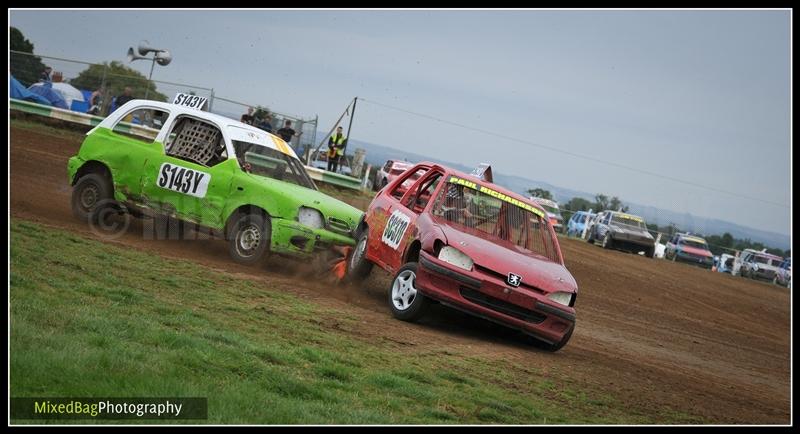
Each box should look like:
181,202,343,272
347,162,578,351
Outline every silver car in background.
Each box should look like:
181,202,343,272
737,249,783,281
587,210,656,258
773,258,791,287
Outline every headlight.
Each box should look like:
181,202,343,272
547,291,573,307
753,264,759,271
437,246,474,271
297,206,324,229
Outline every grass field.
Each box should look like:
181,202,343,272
9,219,705,424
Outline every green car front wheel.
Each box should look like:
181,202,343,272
228,213,271,266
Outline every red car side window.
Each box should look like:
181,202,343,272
404,172,443,213
389,167,429,200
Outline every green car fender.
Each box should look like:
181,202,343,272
221,172,363,251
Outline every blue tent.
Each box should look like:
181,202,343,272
26,81,68,109
10,75,52,106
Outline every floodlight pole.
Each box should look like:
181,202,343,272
343,96,357,156
128,42,170,100
145,57,156,100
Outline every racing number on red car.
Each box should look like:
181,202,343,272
157,162,211,198
382,210,411,250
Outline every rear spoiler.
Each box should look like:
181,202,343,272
469,163,493,182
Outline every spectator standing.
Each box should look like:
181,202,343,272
39,66,52,82
88,87,105,115
257,114,273,133
276,119,301,144
114,87,135,110
327,126,347,173
240,107,255,125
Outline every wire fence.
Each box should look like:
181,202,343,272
209,95,317,157
9,52,788,258
9,50,317,153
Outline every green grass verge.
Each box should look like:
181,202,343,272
11,116,91,139
10,219,704,424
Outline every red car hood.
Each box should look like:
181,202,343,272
437,222,577,293
680,245,712,257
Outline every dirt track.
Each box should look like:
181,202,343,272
10,125,791,423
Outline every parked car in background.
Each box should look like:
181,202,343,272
347,162,578,351
774,257,791,287
586,211,656,257
374,159,414,191
716,253,736,274
736,249,783,281
67,98,363,266
530,197,565,233
566,210,595,237
664,233,714,269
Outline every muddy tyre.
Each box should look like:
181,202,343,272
528,322,574,352
388,262,430,322
602,232,614,250
228,213,270,266
71,173,114,223
346,229,373,282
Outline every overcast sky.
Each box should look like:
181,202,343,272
9,9,791,236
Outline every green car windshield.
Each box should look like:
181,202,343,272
232,140,316,190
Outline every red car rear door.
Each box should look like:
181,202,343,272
367,167,445,274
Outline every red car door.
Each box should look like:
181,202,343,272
366,166,438,274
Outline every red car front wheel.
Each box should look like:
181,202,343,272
388,262,430,322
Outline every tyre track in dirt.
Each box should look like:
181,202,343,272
10,124,790,423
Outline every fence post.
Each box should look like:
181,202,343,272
581,208,593,240
100,63,110,115
361,164,371,190
312,115,318,158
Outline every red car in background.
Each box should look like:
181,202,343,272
373,159,419,191
664,233,714,269
347,162,578,351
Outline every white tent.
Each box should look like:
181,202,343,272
29,82,85,109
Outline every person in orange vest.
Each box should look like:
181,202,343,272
327,126,347,172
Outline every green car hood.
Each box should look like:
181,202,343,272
245,172,364,230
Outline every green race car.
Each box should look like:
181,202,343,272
67,99,363,266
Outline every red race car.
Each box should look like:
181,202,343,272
347,162,578,351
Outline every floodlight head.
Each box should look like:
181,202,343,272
127,47,150,63
138,41,162,56
155,50,172,66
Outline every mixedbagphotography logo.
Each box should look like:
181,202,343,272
11,397,208,420
87,199,131,240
